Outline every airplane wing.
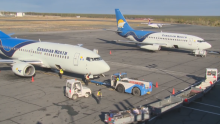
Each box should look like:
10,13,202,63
141,23,149,25
0,59,42,65
113,40,167,46
141,23,170,25
160,23,171,25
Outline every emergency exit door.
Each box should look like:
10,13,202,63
73,53,80,66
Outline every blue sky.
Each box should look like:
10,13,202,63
0,0,220,16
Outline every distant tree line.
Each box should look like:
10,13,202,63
3,11,220,27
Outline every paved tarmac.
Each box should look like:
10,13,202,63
0,24,220,124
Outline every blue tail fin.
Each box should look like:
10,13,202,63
115,9,133,32
0,31,10,38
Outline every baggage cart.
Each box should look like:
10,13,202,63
104,107,150,124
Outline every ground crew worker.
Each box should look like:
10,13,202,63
97,89,102,104
85,73,91,86
117,76,119,81
59,68,64,79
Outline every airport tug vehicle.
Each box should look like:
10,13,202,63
65,79,91,100
91,73,152,96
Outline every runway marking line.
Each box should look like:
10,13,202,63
182,106,220,116
193,102,220,109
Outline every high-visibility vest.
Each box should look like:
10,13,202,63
97,91,102,96
117,78,119,81
60,69,63,74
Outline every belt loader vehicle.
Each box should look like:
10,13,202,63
195,68,218,92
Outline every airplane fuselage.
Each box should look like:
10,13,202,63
119,31,211,50
0,38,110,75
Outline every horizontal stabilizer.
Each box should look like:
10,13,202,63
0,31,10,38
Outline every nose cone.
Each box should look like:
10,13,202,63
102,61,110,73
90,61,110,75
207,43,212,49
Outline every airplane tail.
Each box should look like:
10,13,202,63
0,31,10,38
115,9,133,32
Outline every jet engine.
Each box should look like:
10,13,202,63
12,62,35,77
140,44,161,51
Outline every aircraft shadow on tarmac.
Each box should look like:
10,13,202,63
97,38,191,54
186,75,204,82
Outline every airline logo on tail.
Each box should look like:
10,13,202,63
118,19,126,28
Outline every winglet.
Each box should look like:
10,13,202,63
0,31,10,38
77,44,83,47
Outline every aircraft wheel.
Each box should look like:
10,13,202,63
133,87,141,96
116,84,125,93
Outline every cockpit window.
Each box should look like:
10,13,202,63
197,40,205,42
86,57,102,61
94,57,102,61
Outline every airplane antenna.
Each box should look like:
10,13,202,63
39,39,41,42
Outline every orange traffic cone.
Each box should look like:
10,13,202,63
200,87,201,89
109,51,112,55
156,82,158,88
210,81,213,85
172,88,175,95
31,76,34,82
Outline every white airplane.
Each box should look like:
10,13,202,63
141,19,170,28
115,9,212,51
0,31,110,77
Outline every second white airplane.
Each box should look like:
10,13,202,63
115,9,211,51
141,19,170,28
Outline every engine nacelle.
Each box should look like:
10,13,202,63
140,44,161,51
12,62,35,77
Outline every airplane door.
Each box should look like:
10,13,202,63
188,38,193,45
30,49,33,56
73,53,80,66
